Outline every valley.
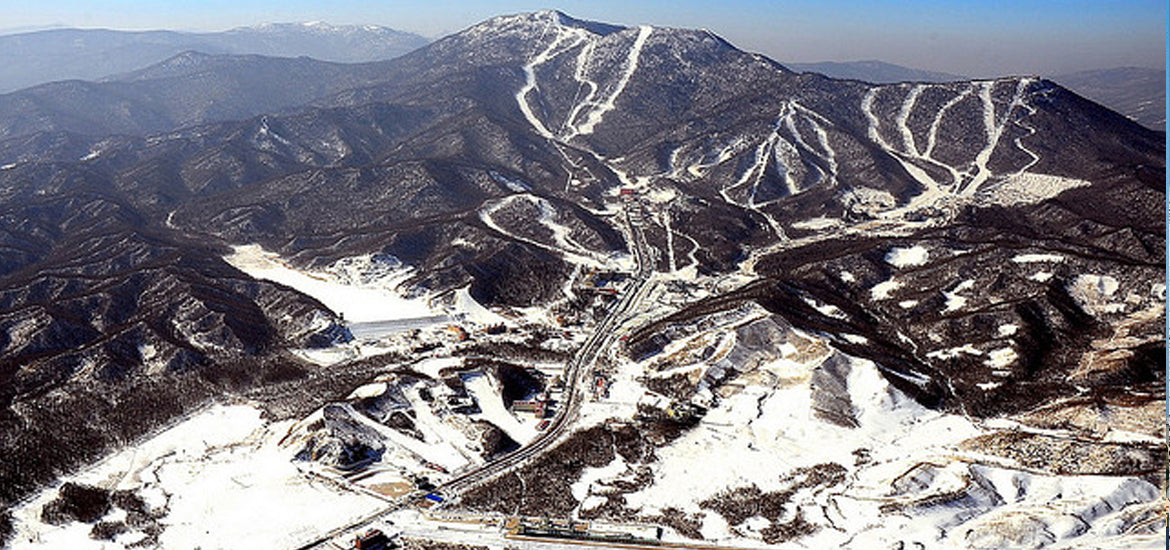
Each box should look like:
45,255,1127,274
0,9,1163,550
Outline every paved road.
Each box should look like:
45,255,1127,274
296,201,654,550
439,203,653,493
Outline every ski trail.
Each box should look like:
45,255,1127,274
679,229,701,271
563,264,582,302
478,195,608,268
552,141,590,193
666,146,682,179
724,111,783,207
793,102,838,184
530,195,585,253
782,116,823,192
708,107,789,240
561,38,599,139
773,135,802,197
896,85,924,155
516,27,580,139
1008,79,1040,178
662,207,678,272
751,140,783,205
717,141,787,241
862,87,941,194
727,140,767,205
577,25,653,135
715,101,840,242
780,102,838,194
963,81,999,195
685,137,750,178
962,79,1027,196
861,87,891,149
924,88,970,158
892,85,962,188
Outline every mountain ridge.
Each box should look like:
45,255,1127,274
0,23,428,93
786,59,1165,131
0,11,1162,548
786,59,967,83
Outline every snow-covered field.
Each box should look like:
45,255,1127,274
568,304,1165,549
10,404,385,550
979,172,1091,207
885,245,929,268
225,245,518,366
225,244,433,323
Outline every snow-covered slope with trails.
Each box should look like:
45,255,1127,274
0,9,1162,550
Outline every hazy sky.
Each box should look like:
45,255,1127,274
1,0,1165,76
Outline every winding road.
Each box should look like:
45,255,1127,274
296,201,654,550
440,203,653,495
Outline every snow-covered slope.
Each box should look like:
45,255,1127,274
9,405,385,549
0,9,1162,549
464,303,1165,548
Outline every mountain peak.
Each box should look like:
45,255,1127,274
231,21,414,37
467,10,627,38
545,10,626,35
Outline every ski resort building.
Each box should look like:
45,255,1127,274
353,529,393,549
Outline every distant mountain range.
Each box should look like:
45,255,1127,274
1051,67,1165,131
0,52,402,140
0,22,428,93
785,60,965,84
788,60,1165,130
0,11,1163,548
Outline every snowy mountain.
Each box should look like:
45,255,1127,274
779,61,1166,132
217,22,429,63
0,10,1163,549
0,52,402,139
0,23,427,93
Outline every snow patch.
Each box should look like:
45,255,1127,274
870,279,902,300
984,347,1018,368
348,382,388,400
844,186,896,215
791,216,843,230
942,279,975,313
1030,271,1053,283
980,172,1091,207
490,171,531,193
802,296,846,319
1069,274,1125,315
885,245,929,268
927,344,983,360
1013,253,1065,263
1073,274,1119,297
571,454,628,502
